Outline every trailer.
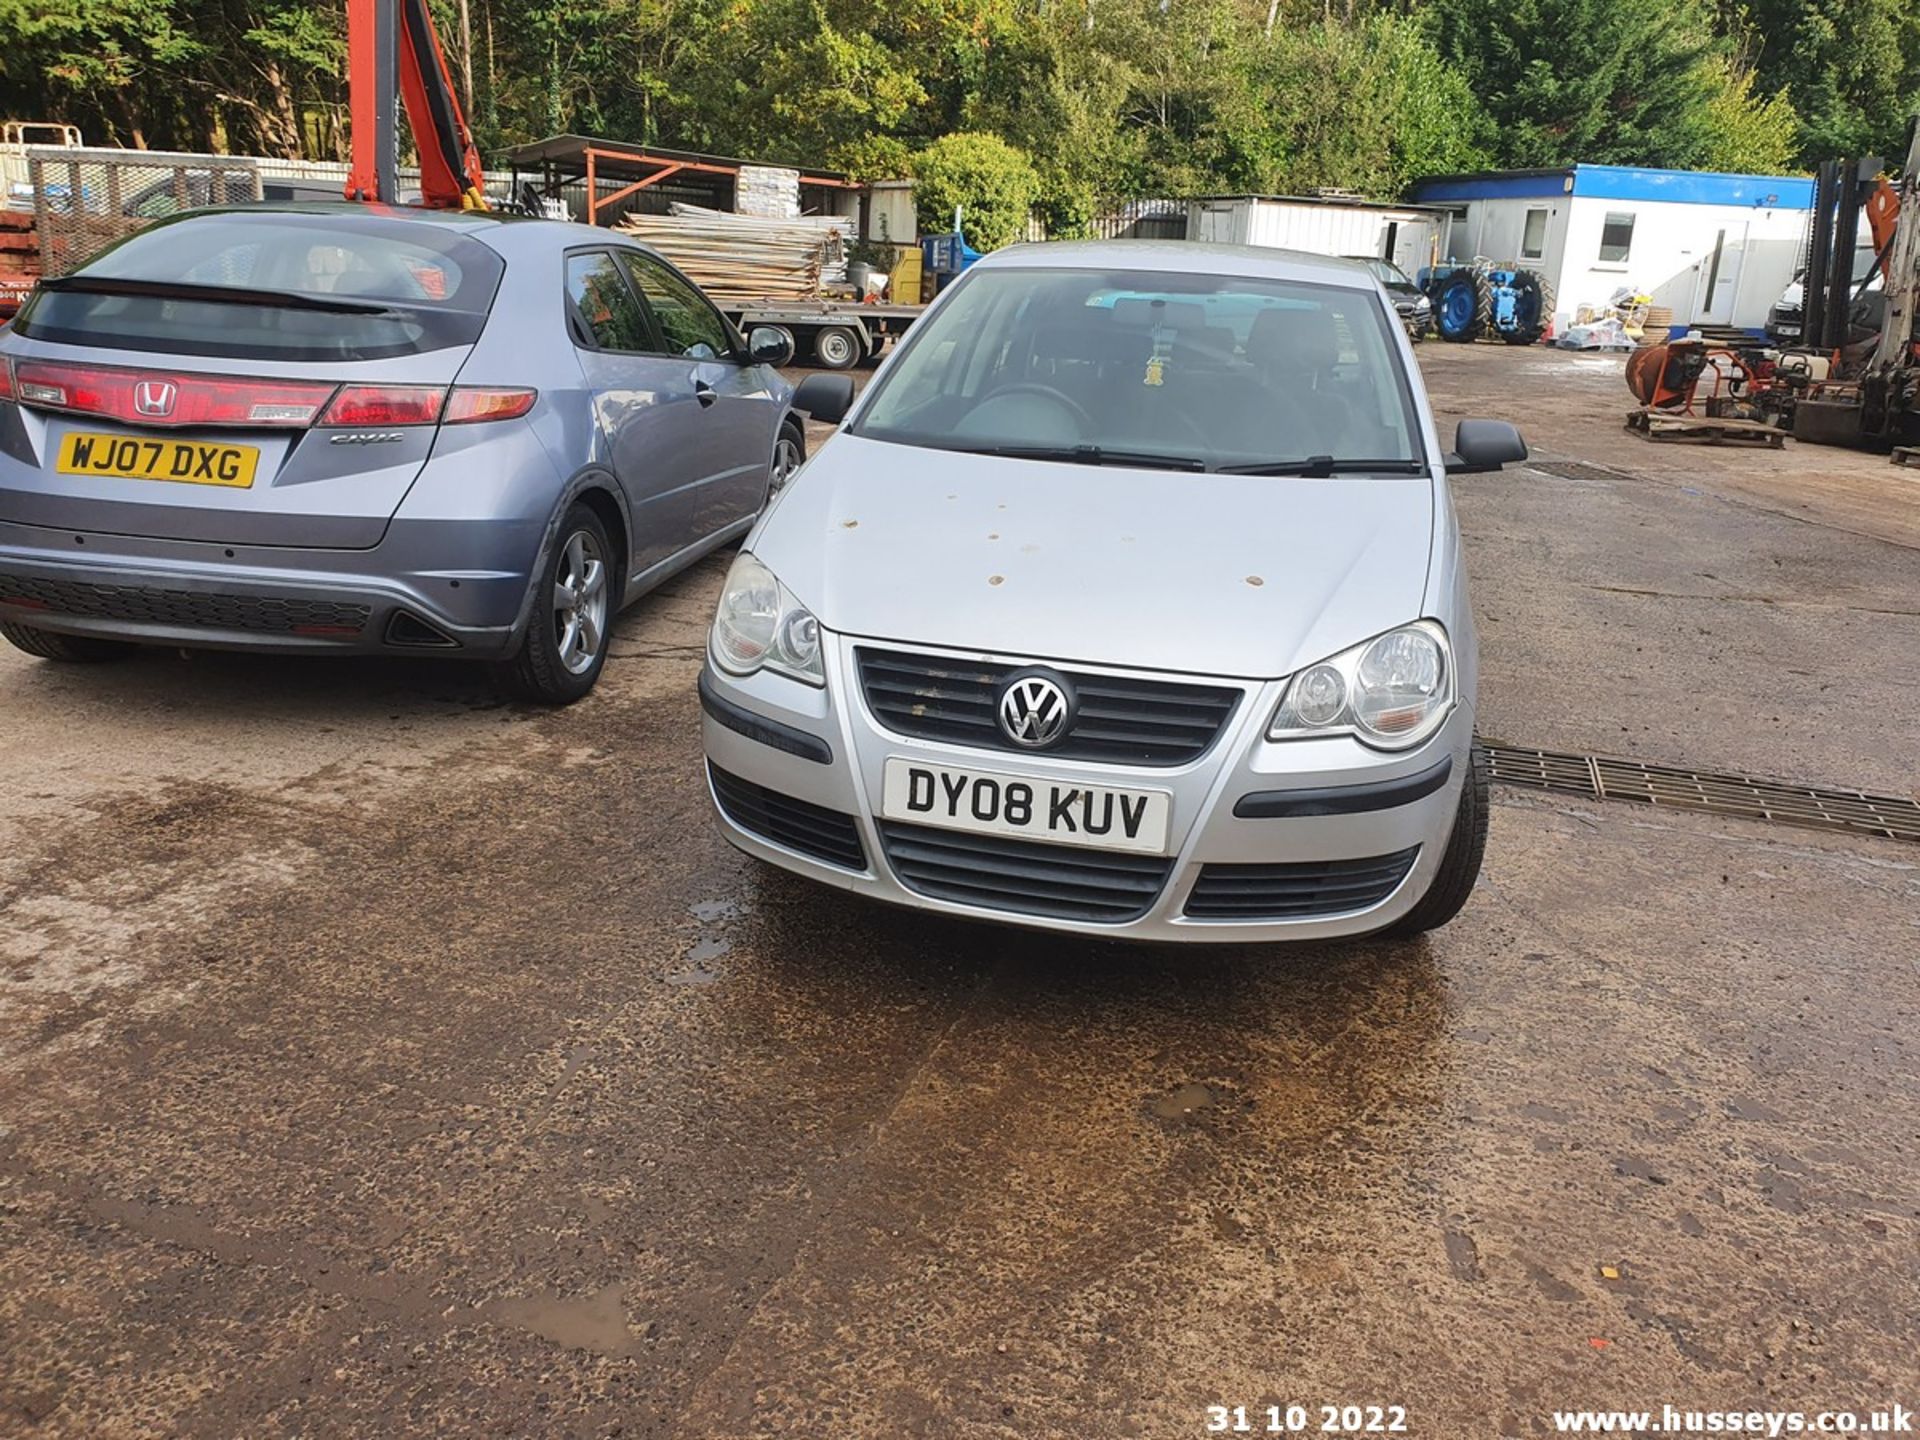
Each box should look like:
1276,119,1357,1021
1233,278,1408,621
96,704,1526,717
719,298,924,369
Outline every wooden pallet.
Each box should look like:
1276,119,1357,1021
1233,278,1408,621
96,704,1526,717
1626,408,1785,447
1891,446,1920,469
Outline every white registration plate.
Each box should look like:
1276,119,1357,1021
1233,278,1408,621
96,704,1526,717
880,758,1171,855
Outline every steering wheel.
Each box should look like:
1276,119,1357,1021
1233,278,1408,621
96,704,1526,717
970,382,1095,434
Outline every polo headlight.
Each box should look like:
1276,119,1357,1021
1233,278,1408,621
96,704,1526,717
1268,621,1453,749
710,551,824,686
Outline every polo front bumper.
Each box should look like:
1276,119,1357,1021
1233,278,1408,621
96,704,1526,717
699,637,1474,944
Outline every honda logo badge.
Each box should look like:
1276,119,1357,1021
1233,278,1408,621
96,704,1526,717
133,380,178,418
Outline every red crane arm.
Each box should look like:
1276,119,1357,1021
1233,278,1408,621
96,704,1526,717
345,0,487,209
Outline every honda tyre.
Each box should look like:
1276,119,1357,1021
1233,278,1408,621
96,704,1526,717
1,622,136,663
495,502,614,705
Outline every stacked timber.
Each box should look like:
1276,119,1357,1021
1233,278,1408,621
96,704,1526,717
616,203,848,301
0,209,40,319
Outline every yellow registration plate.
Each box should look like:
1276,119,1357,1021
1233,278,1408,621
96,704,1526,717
56,431,260,488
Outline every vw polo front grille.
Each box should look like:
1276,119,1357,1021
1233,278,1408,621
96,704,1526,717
856,647,1240,766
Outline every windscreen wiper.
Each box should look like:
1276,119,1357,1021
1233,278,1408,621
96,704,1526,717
1216,457,1427,477
36,274,409,316
950,442,1207,472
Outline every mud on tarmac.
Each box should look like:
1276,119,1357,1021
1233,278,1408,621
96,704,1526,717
2,345,1916,1438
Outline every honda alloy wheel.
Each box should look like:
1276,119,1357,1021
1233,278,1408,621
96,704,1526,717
552,527,609,675
494,501,615,706
771,422,806,494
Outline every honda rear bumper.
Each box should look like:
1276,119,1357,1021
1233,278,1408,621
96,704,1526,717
0,516,540,656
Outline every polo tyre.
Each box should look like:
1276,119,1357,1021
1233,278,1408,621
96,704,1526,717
1379,743,1489,938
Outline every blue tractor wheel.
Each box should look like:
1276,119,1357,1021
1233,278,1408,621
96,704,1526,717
1503,269,1555,345
1433,270,1490,342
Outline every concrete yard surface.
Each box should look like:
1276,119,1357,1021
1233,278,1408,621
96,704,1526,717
1,343,1916,1438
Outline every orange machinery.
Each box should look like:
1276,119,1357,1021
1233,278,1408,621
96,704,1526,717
344,0,488,209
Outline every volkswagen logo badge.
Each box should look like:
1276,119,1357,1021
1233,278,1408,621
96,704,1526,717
996,669,1075,749
133,380,178,418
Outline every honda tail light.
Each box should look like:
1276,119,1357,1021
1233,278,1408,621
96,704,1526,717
313,386,533,427
10,361,335,427
6,364,536,429
443,387,537,424
318,386,446,427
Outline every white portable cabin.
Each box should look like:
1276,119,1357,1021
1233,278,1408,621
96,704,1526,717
1185,195,1453,275
1406,164,1816,332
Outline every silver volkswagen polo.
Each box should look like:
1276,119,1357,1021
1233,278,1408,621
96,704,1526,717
699,241,1528,942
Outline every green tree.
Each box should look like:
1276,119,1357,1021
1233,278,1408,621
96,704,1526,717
1696,55,1800,174
0,0,1833,196
1231,14,1491,196
1427,0,1725,168
911,129,1038,249
827,133,913,180
1734,0,1920,163
0,0,202,147
966,10,1148,231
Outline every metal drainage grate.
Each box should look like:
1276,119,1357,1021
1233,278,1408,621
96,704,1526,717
1526,459,1633,487
1483,743,1920,845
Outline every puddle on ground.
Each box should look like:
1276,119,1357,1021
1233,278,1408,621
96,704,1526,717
666,935,731,986
1760,1169,1807,1214
1443,1228,1484,1281
1517,356,1626,375
1615,1154,1670,1185
689,898,744,923
1152,1082,1216,1121
1523,1259,1581,1302
482,1281,637,1357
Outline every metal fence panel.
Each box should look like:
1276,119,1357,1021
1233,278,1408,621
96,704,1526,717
20,146,514,276
29,148,268,275
1088,199,1188,241
1026,198,1189,244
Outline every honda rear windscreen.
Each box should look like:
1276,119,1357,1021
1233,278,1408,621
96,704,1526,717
13,210,504,362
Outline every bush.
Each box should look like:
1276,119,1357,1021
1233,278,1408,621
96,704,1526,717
827,135,915,183
911,132,1041,252
1035,180,1098,241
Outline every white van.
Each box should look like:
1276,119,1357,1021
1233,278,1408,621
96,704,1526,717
1765,245,1881,344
